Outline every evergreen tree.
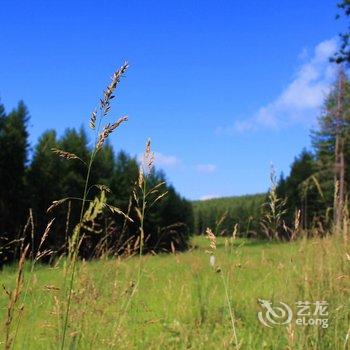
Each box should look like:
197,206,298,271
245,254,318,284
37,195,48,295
312,69,350,226
110,150,138,210
278,150,319,228
0,101,29,261
93,143,116,188
141,170,194,251
0,99,195,260
192,194,265,237
27,130,63,252
59,127,90,198
333,1,350,64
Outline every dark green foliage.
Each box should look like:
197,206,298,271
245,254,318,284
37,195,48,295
59,128,90,198
333,1,350,64
0,101,194,263
277,150,320,228
27,130,64,254
106,168,194,254
144,172,194,252
192,194,265,237
0,101,30,265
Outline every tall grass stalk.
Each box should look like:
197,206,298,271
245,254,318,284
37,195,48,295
3,245,29,350
57,62,129,349
261,164,287,240
206,228,239,349
220,271,239,348
60,153,94,349
113,140,167,340
13,217,54,349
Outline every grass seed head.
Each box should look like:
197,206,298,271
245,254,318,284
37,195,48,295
89,110,97,130
206,228,216,251
96,116,128,150
141,139,154,176
100,62,129,116
51,148,80,160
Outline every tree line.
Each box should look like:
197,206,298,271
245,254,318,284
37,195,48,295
0,101,193,265
193,194,265,237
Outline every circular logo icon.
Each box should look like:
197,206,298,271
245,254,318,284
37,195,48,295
257,299,293,328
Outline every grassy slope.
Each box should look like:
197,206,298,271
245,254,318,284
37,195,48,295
1,235,349,349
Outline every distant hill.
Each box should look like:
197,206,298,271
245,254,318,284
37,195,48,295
192,193,266,236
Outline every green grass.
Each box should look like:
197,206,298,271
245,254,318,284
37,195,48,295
1,235,349,349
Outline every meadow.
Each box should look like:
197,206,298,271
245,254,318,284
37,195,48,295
1,60,350,350
1,234,349,349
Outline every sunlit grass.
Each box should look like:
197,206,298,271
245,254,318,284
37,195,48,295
1,235,349,349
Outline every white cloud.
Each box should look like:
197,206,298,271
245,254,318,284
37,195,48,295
154,152,181,168
222,38,338,133
138,151,181,169
200,194,219,200
298,47,309,61
196,163,217,173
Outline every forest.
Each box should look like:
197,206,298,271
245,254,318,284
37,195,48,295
0,104,193,264
2,65,350,263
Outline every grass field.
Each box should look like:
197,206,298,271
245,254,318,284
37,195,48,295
1,235,349,349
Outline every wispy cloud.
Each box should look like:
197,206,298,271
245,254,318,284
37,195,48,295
200,194,219,201
196,163,217,173
219,38,338,133
154,152,181,168
138,151,181,169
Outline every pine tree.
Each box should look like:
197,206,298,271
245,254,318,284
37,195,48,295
0,101,29,261
333,1,350,64
312,69,350,228
278,150,319,228
59,127,90,198
27,130,63,251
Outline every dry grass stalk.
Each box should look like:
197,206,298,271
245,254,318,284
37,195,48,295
59,62,130,349
12,218,54,348
47,198,69,213
51,148,79,160
33,219,55,262
111,139,167,341
232,223,238,241
206,228,216,252
261,165,287,240
142,139,155,174
100,62,129,116
65,200,72,251
89,110,97,130
205,227,239,349
286,323,295,349
290,209,301,241
96,116,128,150
4,245,29,350
215,210,228,236
103,203,133,222
51,148,86,165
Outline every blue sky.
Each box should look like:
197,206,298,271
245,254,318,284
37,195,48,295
0,1,345,200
